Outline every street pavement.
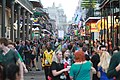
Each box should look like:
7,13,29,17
24,70,45,80
24,57,46,80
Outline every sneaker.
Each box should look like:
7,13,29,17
36,68,40,71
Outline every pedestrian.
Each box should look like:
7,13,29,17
50,50,70,80
91,51,100,80
6,64,21,80
15,40,24,59
0,37,23,80
8,41,28,74
112,46,119,55
24,40,32,71
82,47,90,61
107,51,120,80
67,43,74,65
31,43,40,71
42,42,54,80
97,50,112,80
69,50,96,80
63,50,71,80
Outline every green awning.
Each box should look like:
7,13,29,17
34,12,44,16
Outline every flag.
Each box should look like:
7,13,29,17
75,15,78,21
74,9,82,24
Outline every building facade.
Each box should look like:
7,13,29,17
99,0,120,48
0,0,33,41
45,3,67,33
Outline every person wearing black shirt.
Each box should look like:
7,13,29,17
50,51,70,80
91,51,100,80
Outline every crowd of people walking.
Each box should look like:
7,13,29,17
0,37,120,80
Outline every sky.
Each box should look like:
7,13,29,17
41,0,79,21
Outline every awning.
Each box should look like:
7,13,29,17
96,16,117,31
85,17,101,32
85,17,101,23
34,12,44,16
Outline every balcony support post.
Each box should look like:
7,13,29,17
10,0,15,41
22,9,26,41
26,12,30,40
17,5,21,41
30,15,33,40
1,0,6,37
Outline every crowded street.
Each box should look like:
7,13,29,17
24,59,45,80
0,0,120,80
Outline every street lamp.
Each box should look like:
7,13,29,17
115,16,119,47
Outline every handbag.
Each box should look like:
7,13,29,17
74,63,83,80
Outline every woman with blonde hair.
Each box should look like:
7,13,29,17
97,51,112,80
50,50,70,80
69,50,96,80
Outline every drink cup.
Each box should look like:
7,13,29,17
67,66,71,69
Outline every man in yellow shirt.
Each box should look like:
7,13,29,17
42,42,54,80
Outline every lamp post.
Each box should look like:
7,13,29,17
115,16,119,47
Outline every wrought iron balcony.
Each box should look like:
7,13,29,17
15,0,33,14
29,0,43,8
98,0,105,4
98,0,111,7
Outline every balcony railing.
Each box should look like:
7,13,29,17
16,0,33,14
29,0,43,8
29,0,40,2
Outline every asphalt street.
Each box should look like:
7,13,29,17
24,58,45,80
24,70,45,80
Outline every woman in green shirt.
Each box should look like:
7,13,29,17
69,50,96,80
